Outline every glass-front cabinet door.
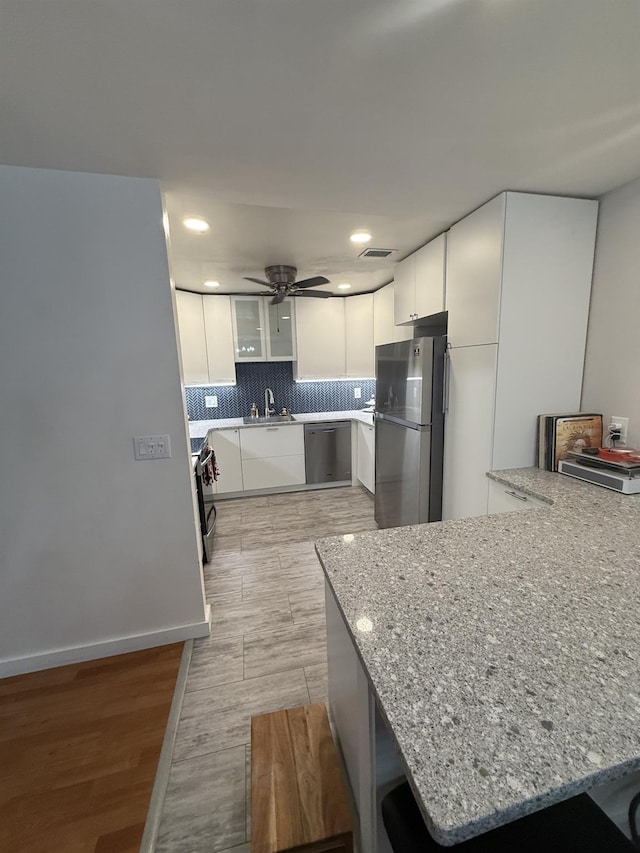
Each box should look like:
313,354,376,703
231,295,296,362
266,297,296,361
231,296,266,361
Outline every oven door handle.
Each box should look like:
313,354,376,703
205,504,217,536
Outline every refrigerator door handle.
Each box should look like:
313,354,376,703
443,344,451,413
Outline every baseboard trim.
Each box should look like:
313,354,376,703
0,606,211,678
140,638,194,853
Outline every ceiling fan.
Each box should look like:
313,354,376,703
244,265,331,305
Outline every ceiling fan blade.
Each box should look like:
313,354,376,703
293,289,332,298
270,293,286,305
294,276,330,289
244,277,272,287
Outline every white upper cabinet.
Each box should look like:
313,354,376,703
231,295,296,362
175,290,210,385
345,294,374,378
393,254,416,326
374,283,414,348
445,195,505,347
414,233,446,319
394,234,446,326
202,295,236,384
175,291,237,385
294,298,346,380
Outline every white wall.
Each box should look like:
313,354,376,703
0,165,208,676
582,176,640,446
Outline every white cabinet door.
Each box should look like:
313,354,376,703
175,291,210,385
445,194,505,348
393,254,416,325
442,344,498,520
357,421,375,493
239,424,304,460
231,296,267,362
487,479,548,514
373,284,413,348
242,455,306,490
210,429,243,493
414,233,446,319
345,294,374,378
202,295,236,384
295,298,346,380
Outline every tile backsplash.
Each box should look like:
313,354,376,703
185,362,375,421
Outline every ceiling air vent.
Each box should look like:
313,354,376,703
358,247,397,259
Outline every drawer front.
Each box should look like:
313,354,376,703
240,423,304,460
242,455,306,491
487,478,548,514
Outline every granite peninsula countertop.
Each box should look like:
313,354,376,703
188,409,374,440
315,468,640,846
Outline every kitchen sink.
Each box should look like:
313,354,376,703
242,415,297,425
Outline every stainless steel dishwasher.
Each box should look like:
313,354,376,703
304,421,351,484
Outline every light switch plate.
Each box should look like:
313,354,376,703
205,395,218,408
354,387,362,399
134,435,172,460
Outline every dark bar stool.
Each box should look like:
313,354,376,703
381,781,636,852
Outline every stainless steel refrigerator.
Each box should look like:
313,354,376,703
374,337,446,529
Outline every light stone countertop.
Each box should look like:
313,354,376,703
315,468,640,846
188,409,374,439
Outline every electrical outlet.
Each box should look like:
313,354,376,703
354,387,362,399
134,435,172,460
205,395,218,408
610,416,629,445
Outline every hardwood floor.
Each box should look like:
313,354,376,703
0,643,184,853
156,484,376,853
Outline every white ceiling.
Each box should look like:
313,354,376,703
2,0,640,296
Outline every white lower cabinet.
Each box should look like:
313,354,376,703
357,421,375,493
487,479,548,514
209,428,243,494
239,424,305,491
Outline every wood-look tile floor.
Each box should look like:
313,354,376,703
0,643,184,853
156,485,376,853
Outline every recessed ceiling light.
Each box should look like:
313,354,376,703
350,230,372,244
281,316,290,320
338,283,351,290
204,280,220,288
183,217,210,233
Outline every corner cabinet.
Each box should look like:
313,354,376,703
345,294,374,378
442,192,598,520
393,233,446,325
231,295,296,362
373,283,414,348
175,291,236,385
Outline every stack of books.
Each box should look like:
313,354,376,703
537,412,603,471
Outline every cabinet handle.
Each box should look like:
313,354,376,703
266,427,279,431
322,428,336,433
442,345,451,414
505,490,528,502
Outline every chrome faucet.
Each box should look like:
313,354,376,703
264,388,275,418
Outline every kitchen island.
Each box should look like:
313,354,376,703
315,468,640,848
